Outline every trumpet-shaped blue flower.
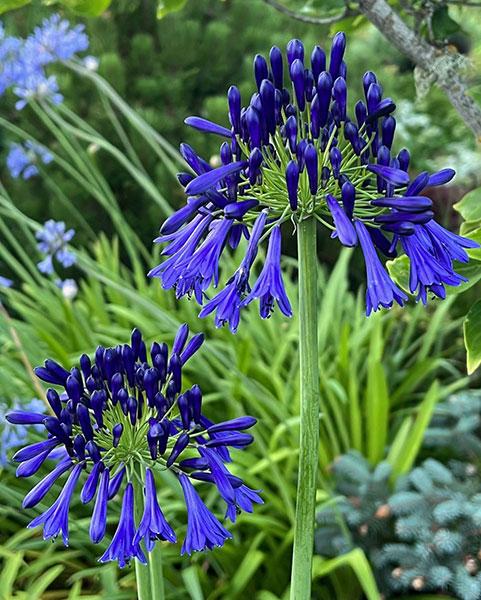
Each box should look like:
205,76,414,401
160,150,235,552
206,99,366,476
151,33,478,328
7,326,260,565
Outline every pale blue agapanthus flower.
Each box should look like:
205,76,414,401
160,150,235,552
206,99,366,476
0,14,92,109
0,398,45,466
36,220,76,275
6,141,53,180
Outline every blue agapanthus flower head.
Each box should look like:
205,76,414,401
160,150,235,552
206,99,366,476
6,326,261,564
0,14,91,109
36,220,76,275
7,140,53,180
150,33,479,327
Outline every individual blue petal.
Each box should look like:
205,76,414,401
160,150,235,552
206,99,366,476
179,473,232,555
81,461,103,504
207,416,257,433
371,196,432,212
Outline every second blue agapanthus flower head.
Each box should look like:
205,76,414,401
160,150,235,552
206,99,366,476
7,325,261,565
150,33,478,330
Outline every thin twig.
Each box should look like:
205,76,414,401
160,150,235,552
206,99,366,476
263,0,356,24
0,302,50,412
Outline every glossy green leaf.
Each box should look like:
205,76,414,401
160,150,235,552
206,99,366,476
464,299,481,374
157,0,188,19
454,186,481,222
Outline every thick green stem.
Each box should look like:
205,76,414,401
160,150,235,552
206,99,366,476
149,542,165,598
290,216,320,600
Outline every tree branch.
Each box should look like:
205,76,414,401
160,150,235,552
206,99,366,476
263,0,481,141
263,0,356,24
357,0,481,140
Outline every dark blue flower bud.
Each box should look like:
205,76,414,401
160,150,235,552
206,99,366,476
77,403,93,440
184,116,232,138
80,354,91,379
44,416,67,442
103,348,117,382
296,139,307,171
207,416,257,433
228,85,241,133
248,147,263,185
167,433,190,467
321,166,331,188
46,389,62,417
310,94,321,139
106,466,124,500
179,457,209,470
220,142,232,166
254,54,269,90
269,46,283,90
86,440,101,463
128,396,137,426
329,32,346,79
168,353,181,394
341,181,356,219
367,164,409,186
245,106,261,149
224,199,259,219
205,433,254,448
180,333,204,365
311,45,326,82
112,423,123,448
355,100,367,128
285,115,297,153
286,160,299,211
375,210,433,225
110,372,123,402
372,196,433,211
172,324,189,356
406,171,429,196
121,344,135,387
285,103,296,118
380,221,416,235
91,390,105,428
287,39,304,66
363,71,377,97
177,172,194,187
260,79,276,135
304,69,315,102
316,71,332,127
116,388,128,416
177,393,191,430
304,143,318,195
330,147,342,178
60,407,72,428
367,83,382,115
333,77,347,122
428,168,455,186
189,384,202,424
35,360,70,386
381,116,396,149
131,328,142,358
73,434,86,461
290,59,305,111
398,148,410,172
